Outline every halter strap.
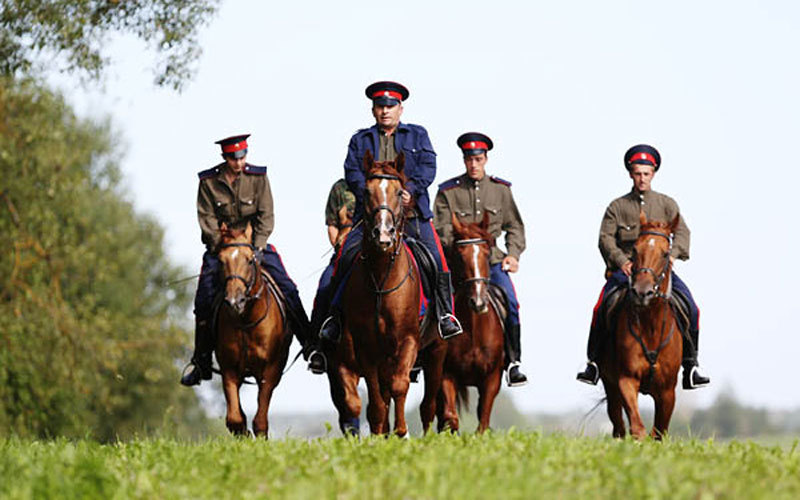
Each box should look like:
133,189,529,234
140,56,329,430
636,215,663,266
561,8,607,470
455,238,489,246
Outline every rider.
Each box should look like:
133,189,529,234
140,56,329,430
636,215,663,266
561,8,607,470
575,144,710,390
181,134,313,386
433,132,529,387
307,81,463,373
324,178,356,248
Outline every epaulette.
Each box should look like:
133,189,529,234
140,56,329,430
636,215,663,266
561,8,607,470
490,175,511,187
197,166,219,180
243,164,267,175
438,177,462,192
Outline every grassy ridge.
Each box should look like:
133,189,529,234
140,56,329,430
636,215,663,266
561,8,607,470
1,433,799,499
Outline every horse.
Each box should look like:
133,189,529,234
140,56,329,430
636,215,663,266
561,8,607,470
214,222,292,437
599,211,682,439
327,151,446,436
437,213,505,433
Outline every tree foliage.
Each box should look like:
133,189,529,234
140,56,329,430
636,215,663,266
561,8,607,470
0,0,220,90
0,77,214,440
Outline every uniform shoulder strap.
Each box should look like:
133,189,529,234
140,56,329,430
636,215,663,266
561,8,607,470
438,177,462,192
490,175,511,187
243,164,267,175
197,166,219,180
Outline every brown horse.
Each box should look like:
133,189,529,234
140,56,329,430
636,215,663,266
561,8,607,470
328,151,446,436
437,214,505,433
215,222,292,437
600,212,682,439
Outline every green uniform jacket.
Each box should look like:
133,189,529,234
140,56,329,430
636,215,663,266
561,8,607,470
434,173,526,265
324,178,355,228
600,188,690,273
197,163,274,251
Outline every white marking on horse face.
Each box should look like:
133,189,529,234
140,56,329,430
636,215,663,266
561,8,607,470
231,248,239,260
648,238,655,248
379,179,391,236
472,244,483,295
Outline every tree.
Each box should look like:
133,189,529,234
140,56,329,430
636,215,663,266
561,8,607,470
0,0,219,90
0,77,215,440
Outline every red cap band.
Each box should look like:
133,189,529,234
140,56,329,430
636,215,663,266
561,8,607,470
461,140,489,150
628,152,656,166
371,90,403,101
221,140,248,153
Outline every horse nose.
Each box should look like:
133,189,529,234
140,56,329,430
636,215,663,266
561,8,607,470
469,296,485,312
371,226,381,239
226,294,246,314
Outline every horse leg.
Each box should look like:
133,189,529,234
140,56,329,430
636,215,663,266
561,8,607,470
477,370,502,434
651,389,676,440
328,364,362,436
420,341,447,433
252,363,281,439
222,372,248,436
438,376,459,433
391,339,415,437
602,379,626,438
618,376,646,439
365,368,388,435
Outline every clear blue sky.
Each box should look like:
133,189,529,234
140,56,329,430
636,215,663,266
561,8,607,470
57,0,800,418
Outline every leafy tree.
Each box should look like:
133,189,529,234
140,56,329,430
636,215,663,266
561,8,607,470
0,0,219,90
0,77,215,440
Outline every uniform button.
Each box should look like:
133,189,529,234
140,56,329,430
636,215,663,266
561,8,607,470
476,210,481,214
476,198,481,203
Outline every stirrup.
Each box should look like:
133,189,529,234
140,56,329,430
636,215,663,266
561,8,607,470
307,350,327,375
506,362,528,387
437,313,463,339
319,315,341,343
576,361,599,385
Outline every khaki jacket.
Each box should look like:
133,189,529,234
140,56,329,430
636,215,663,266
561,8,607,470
599,188,690,273
197,163,274,250
434,173,525,264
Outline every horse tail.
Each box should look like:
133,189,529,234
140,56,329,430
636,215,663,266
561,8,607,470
455,383,470,413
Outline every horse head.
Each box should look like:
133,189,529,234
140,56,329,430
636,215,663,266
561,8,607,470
452,212,495,313
362,150,407,253
630,211,680,307
217,221,259,315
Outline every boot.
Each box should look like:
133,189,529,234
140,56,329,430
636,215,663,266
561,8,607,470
180,318,213,386
576,321,603,385
681,328,710,390
504,325,528,387
436,271,463,339
576,361,599,385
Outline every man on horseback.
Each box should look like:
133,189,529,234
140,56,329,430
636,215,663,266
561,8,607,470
576,144,710,390
307,81,462,373
181,134,313,386
433,132,529,387
324,178,355,248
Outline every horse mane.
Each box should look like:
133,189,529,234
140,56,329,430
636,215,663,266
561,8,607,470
453,220,496,247
640,219,672,234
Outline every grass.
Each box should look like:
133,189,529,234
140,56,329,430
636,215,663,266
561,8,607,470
1,432,799,499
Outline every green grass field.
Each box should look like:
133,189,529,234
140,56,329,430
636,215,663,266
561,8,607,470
1,432,798,499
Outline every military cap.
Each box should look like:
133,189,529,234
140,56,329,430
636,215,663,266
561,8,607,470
215,134,250,159
365,81,409,106
457,132,494,156
624,144,661,171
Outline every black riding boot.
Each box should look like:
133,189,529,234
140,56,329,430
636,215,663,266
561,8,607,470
504,324,528,387
576,323,603,385
181,318,213,386
682,328,710,390
435,271,463,339
308,314,340,374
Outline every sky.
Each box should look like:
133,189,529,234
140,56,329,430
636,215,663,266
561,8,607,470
54,0,800,419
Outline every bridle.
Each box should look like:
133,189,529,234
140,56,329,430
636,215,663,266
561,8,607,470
630,230,673,299
454,238,492,288
217,241,267,329
365,173,405,250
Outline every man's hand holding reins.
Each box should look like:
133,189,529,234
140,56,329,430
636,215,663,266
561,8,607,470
502,256,519,273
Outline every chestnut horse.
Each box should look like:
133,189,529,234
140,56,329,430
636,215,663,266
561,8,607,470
215,223,292,437
437,214,505,433
600,212,682,439
328,151,446,436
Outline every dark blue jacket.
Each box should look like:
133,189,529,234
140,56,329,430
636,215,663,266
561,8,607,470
344,122,437,220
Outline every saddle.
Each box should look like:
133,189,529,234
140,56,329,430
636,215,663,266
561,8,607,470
404,237,435,302
600,285,692,337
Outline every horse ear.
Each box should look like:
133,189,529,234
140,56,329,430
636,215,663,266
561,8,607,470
220,222,228,232
451,212,464,237
363,150,374,172
395,152,405,173
639,210,647,228
245,221,253,241
480,211,490,230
